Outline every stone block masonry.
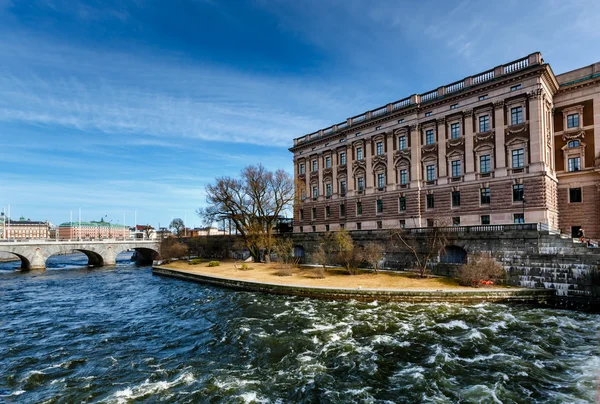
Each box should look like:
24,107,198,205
292,228,600,311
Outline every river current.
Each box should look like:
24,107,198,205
0,254,598,403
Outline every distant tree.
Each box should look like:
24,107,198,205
390,218,448,277
363,242,385,273
199,164,294,263
169,218,185,239
160,238,188,263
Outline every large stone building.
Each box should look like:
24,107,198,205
290,52,600,239
58,219,129,240
1,215,50,240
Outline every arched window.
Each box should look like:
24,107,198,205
568,140,580,148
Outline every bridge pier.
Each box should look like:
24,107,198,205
28,248,47,270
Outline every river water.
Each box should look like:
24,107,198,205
0,254,598,403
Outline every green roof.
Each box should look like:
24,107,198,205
58,221,128,228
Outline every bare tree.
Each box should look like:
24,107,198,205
329,229,363,275
390,219,448,277
169,218,185,239
199,164,294,263
143,224,154,240
363,242,385,273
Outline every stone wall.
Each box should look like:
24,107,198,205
292,229,600,310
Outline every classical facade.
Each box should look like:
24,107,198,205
57,219,129,240
1,216,50,240
290,53,600,238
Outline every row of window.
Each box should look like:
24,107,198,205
298,213,527,233
301,184,528,220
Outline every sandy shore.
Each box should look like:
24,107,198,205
161,260,507,291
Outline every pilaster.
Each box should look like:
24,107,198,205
410,124,421,187
494,100,507,176
528,89,544,173
386,133,394,186
347,146,354,192
317,153,324,196
365,140,374,190
463,110,475,181
437,118,447,179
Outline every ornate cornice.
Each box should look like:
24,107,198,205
372,154,388,168
493,100,504,108
505,122,529,135
528,88,543,99
352,160,366,174
562,130,586,141
463,109,473,117
421,144,438,155
446,138,465,149
475,130,495,143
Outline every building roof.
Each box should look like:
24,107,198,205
5,220,47,225
58,221,128,228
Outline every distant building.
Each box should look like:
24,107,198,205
131,225,156,240
1,215,50,240
189,227,227,237
156,227,173,239
290,52,600,239
57,218,129,239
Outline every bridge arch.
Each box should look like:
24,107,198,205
74,249,105,267
0,251,32,270
131,247,161,265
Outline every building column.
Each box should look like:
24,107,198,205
464,111,475,181
365,140,374,191
528,89,544,173
494,100,507,176
346,146,354,193
386,132,395,186
410,124,421,186
332,152,338,195
317,153,324,198
594,94,600,161
437,118,447,182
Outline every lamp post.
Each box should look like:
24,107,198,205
522,196,526,224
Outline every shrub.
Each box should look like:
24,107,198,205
189,258,202,265
208,261,220,267
275,266,293,276
313,266,326,279
457,254,505,287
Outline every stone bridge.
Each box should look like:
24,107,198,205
0,240,161,270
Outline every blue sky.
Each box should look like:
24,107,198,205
1,0,599,229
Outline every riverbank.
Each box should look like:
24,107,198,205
153,261,553,304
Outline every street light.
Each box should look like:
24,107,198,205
522,196,526,224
